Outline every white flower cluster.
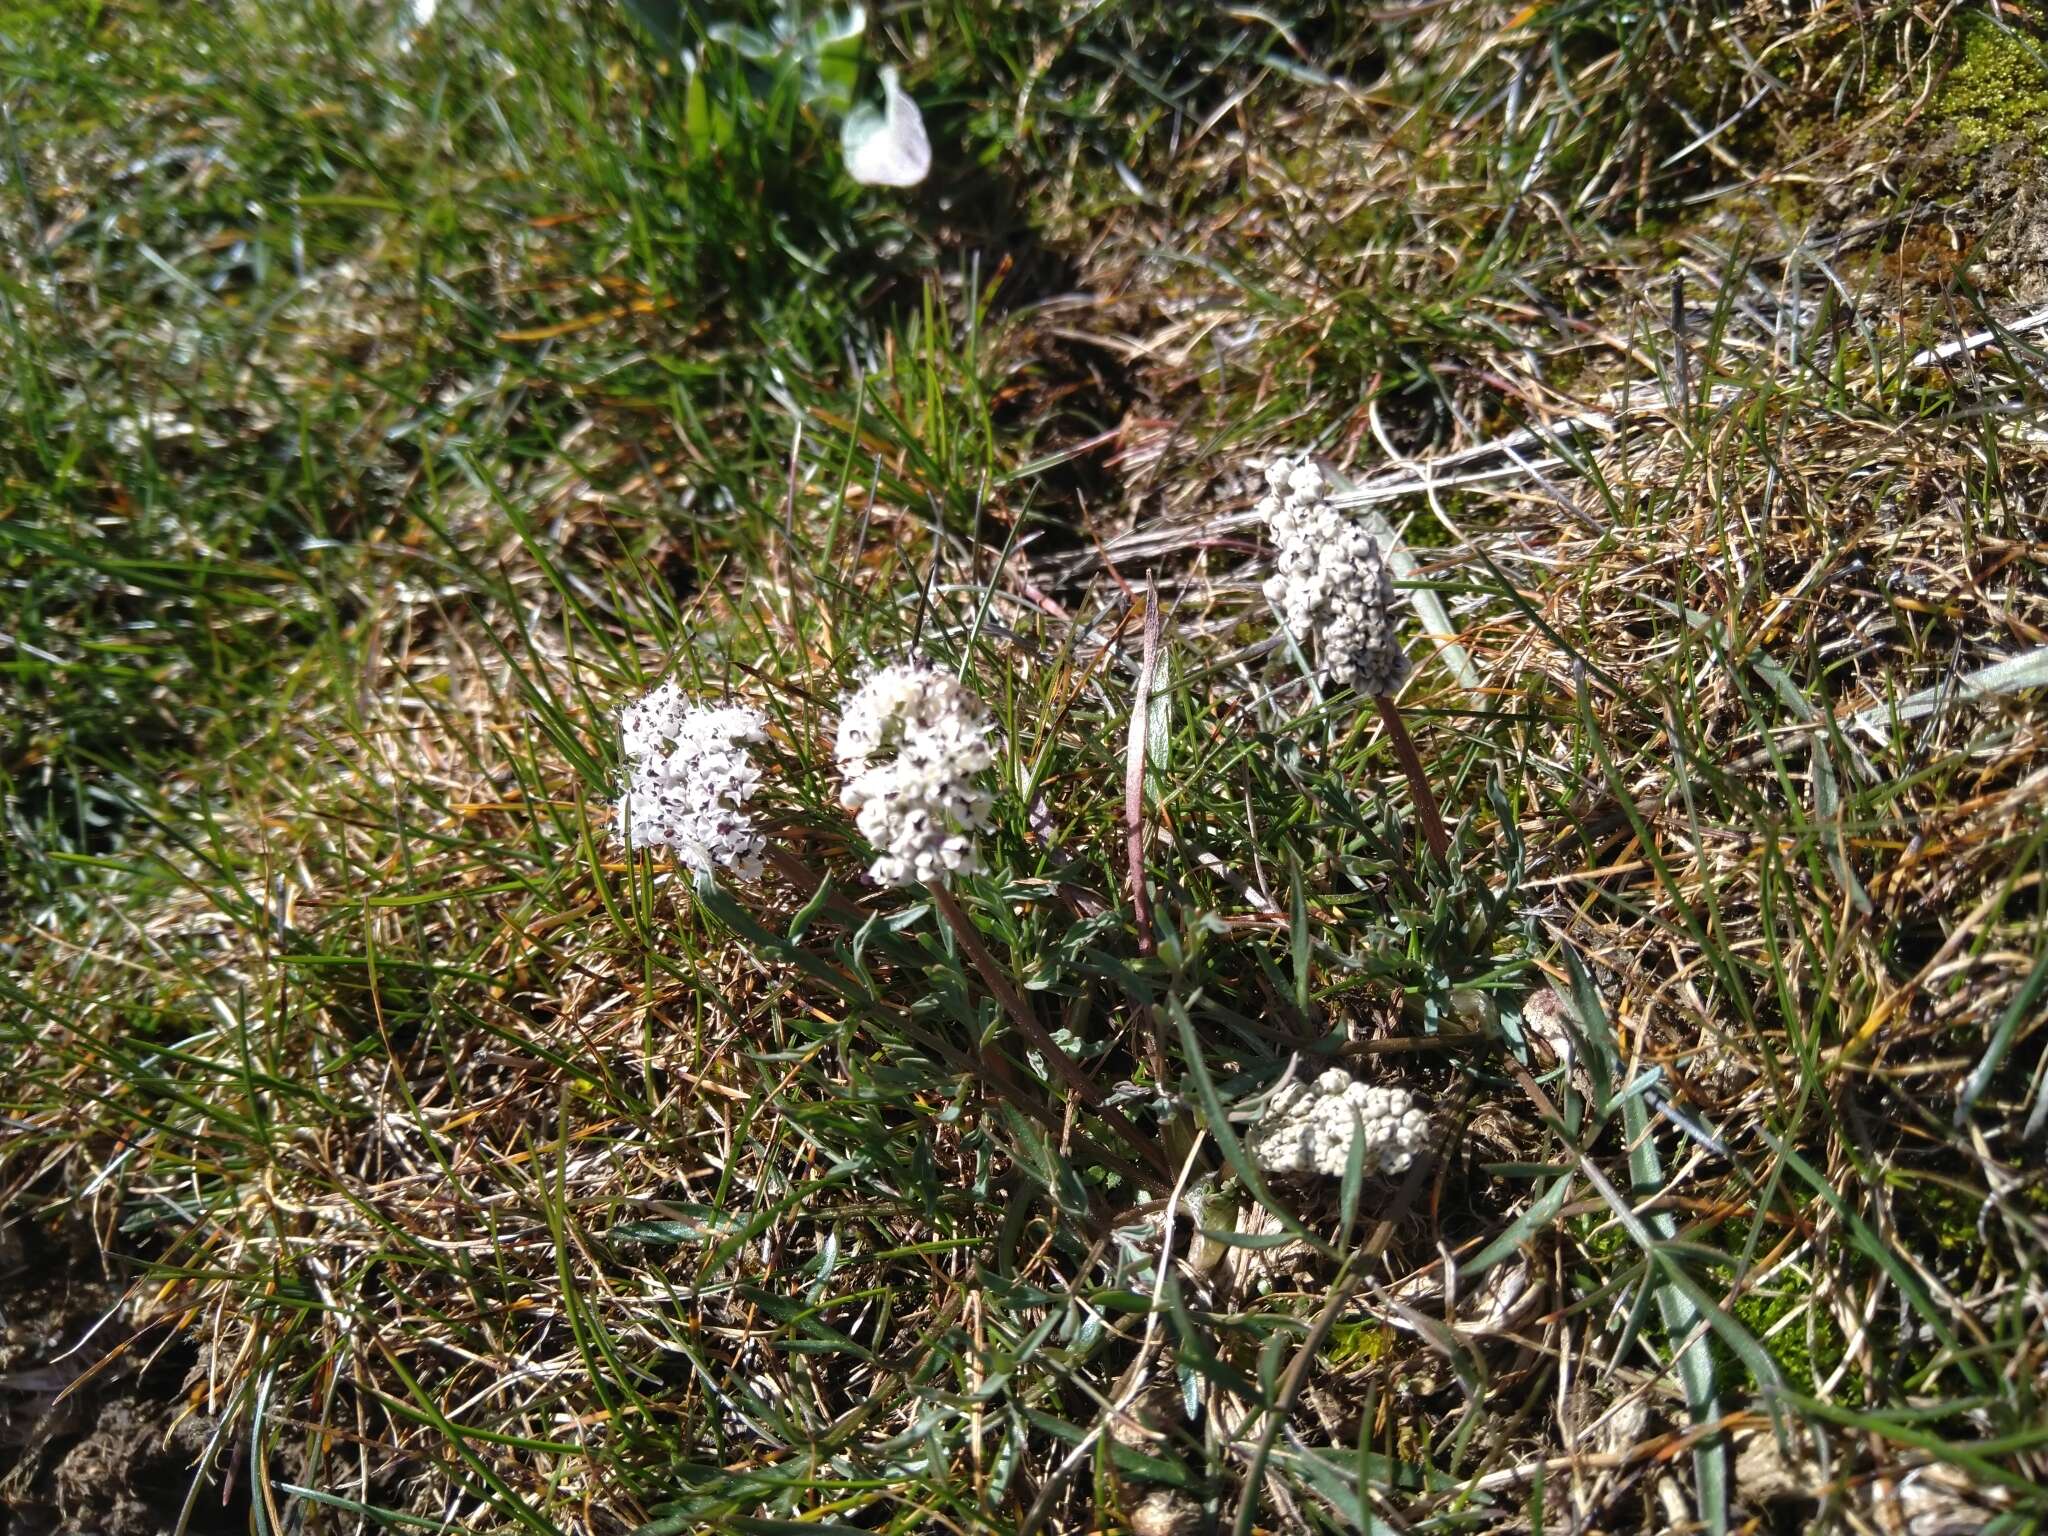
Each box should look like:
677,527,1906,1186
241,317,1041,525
1246,1067,1430,1177
1258,455,1411,697
616,682,768,879
836,664,994,887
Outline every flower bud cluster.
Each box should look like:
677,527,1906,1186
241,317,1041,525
1258,455,1411,697
835,664,995,887
616,683,768,880
1246,1067,1430,1177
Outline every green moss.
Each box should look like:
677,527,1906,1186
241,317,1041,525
1729,1284,1849,1396
1936,15,2048,155
1324,1320,1393,1369
1894,1176,2000,1286
1570,1214,1633,1263
1916,1181,1982,1251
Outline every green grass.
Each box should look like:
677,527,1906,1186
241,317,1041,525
6,1,2048,1533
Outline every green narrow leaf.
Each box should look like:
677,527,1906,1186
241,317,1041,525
1337,1099,1367,1254
1956,942,2048,1125
786,872,837,940
684,67,713,156
1290,856,1311,1020
1568,948,1726,1535
1460,1174,1573,1280
621,0,685,52
1810,733,1871,915
1145,644,1174,802
808,6,867,114
281,1486,448,1531
1850,645,2048,739
1563,949,1608,1128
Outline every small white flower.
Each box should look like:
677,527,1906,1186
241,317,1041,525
841,66,930,187
1245,1067,1429,1178
616,683,768,879
1258,454,1411,697
105,411,202,456
836,664,994,887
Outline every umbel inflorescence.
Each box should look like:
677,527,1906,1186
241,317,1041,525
615,642,1434,1180
835,663,995,887
1246,1067,1430,1177
616,683,768,879
1259,455,1412,698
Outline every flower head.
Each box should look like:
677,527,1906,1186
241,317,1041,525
1258,454,1411,697
616,683,768,879
836,664,994,887
1246,1067,1429,1177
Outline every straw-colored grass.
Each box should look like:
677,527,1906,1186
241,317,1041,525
5,1,2046,1532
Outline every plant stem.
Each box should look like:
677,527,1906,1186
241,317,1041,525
757,849,1154,1201
931,884,1171,1186
1374,692,1451,864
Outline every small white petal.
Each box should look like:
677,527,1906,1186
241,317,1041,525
842,66,930,188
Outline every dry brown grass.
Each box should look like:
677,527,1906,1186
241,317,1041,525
8,1,2048,1532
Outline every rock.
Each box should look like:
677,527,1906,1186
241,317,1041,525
1732,1426,1824,1503
1128,1487,1207,1536
1868,1463,2009,1534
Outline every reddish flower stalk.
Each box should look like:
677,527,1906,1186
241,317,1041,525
931,885,1172,1187
1375,693,1451,864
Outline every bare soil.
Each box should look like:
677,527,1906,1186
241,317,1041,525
0,1218,242,1536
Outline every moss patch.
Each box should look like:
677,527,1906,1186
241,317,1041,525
1729,1283,1850,1397
1936,15,2048,155
1324,1320,1394,1369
